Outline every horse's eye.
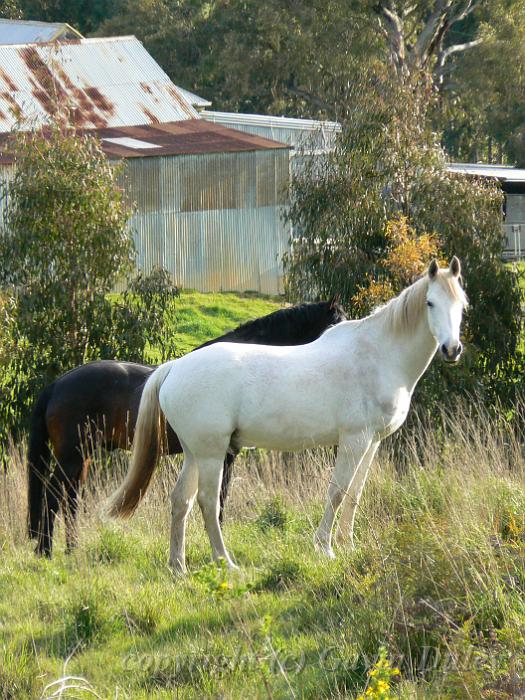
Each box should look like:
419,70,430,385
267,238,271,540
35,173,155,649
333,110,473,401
426,301,433,308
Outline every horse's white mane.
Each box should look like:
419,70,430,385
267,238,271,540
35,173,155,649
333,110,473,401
370,270,467,335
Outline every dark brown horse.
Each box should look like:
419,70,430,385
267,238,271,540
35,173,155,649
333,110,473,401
27,300,347,556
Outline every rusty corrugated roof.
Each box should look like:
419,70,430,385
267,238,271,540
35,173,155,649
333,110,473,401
0,119,290,164
0,36,197,132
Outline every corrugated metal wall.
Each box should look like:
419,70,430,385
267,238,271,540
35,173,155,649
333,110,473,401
202,111,340,177
121,148,290,294
0,148,290,294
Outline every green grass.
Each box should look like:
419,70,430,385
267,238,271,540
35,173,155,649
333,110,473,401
169,290,281,356
2,406,525,699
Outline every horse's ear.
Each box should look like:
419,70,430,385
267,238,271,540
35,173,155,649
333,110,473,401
428,259,439,279
449,256,461,278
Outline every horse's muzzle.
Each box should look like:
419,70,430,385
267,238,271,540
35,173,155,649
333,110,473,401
441,342,462,363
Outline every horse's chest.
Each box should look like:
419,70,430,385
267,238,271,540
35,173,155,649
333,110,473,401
377,390,411,438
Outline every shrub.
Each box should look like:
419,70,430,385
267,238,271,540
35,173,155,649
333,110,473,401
256,496,290,531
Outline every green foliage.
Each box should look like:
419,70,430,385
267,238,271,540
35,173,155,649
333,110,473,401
193,559,252,599
440,0,525,164
285,76,523,411
0,0,22,19
356,648,401,700
17,0,120,34
256,495,290,531
256,557,304,592
97,0,381,117
0,642,36,700
62,583,120,653
87,526,135,565
121,267,179,363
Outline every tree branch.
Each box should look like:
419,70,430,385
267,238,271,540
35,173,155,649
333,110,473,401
441,37,483,60
413,0,453,68
436,36,483,82
378,5,406,72
448,0,483,25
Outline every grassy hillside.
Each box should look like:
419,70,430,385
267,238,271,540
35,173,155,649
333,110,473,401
2,405,525,699
168,290,281,356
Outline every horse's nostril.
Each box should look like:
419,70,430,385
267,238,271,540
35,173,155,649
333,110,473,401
441,344,447,355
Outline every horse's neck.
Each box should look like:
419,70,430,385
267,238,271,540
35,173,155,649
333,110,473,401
373,309,438,394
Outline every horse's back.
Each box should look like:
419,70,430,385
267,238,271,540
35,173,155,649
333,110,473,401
157,336,351,451
46,361,154,450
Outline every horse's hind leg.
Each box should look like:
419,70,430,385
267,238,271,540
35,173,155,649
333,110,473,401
197,456,237,570
64,480,81,553
37,469,64,557
169,453,198,575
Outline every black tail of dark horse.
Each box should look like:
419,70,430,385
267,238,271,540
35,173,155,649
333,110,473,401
27,384,53,541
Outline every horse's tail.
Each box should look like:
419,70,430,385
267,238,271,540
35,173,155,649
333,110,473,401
27,383,53,540
105,361,174,518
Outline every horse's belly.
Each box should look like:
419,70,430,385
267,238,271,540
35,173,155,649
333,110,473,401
237,423,339,451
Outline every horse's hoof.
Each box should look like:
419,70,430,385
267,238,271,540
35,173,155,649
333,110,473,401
313,534,336,559
169,559,187,577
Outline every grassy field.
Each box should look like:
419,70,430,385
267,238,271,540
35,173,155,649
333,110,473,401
166,290,281,356
2,293,525,699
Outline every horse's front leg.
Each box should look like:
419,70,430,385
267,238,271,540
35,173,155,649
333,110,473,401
314,432,372,559
336,440,380,546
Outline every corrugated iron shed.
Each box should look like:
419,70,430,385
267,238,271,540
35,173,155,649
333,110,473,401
0,119,291,294
0,120,289,164
0,19,82,45
447,162,525,182
0,35,197,132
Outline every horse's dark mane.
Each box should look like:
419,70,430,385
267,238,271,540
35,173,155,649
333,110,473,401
196,300,347,349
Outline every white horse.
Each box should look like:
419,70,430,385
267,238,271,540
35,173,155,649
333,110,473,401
107,257,467,574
